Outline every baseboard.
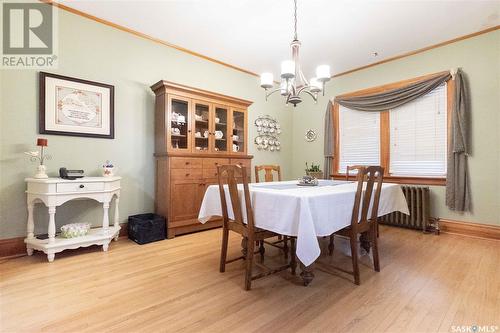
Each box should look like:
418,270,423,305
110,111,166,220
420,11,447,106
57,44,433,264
439,219,500,241
0,237,27,259
0,223,129,260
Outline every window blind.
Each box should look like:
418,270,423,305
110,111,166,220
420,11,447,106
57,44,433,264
389,83,447,176
338,106,380,173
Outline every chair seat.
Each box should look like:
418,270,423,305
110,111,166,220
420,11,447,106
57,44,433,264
227,219,279,240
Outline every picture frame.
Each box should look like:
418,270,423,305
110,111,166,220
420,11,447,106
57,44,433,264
39,72,114,139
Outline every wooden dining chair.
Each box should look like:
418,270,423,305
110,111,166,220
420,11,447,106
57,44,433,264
217,164,296,290
345,165,367,181
345,164,380,237
329,166,384,285
255,165,282,183
254,164,289,258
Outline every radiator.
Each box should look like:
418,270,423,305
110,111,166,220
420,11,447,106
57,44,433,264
380,185,439,234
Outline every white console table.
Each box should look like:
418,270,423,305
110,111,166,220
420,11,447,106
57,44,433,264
25,177,121,262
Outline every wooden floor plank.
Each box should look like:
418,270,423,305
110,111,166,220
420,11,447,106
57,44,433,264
0,226,499,333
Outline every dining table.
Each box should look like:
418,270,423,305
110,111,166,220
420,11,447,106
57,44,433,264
198,179,409,285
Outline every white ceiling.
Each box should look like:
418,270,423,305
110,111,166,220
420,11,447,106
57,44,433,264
60,0,499,78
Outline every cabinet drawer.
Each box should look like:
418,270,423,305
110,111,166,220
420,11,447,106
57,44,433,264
57,182,104,193
171,168,203,180
202,158,229,169
203,168,220,179
170,157,202,169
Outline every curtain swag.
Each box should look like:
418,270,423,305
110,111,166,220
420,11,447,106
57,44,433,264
324,69,470,211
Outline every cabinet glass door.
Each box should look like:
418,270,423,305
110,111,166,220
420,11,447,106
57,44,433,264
169,96,191,151
213,105,229,153
231,108,246,154
193,101,211,153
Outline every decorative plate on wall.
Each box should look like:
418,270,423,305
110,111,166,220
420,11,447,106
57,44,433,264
254,115,281,152
305,129,317,142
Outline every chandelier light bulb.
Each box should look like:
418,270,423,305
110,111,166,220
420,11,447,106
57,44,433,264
280,60,295,79
309,78,322,93
316,65,331,82
260,73,274,89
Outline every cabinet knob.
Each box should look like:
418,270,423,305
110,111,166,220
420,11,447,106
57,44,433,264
185,162,190,165
188,130,192,133
79,184,85,188
186,173,190,176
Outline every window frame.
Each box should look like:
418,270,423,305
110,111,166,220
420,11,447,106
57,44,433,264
330,71,455,186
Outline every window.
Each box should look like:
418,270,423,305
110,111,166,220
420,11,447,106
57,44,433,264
389,84,447,176
332,73,453,185
339,106,380,173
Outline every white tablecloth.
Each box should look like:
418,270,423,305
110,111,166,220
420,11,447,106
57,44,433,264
198,180,409,266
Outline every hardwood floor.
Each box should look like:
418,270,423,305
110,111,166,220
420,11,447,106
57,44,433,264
1,226,499,333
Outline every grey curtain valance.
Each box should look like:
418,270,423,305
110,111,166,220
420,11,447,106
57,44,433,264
324,69,470,211
335,71,451,112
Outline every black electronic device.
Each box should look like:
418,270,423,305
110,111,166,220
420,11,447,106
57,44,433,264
59,167,84,180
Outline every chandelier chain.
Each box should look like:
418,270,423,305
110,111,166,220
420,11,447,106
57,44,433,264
293,0,298,40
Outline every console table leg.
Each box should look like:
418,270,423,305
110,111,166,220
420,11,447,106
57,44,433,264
27,202,34,240
48,207,56,244
27,248,33,256
113,197,120,241
102,202,110,231
47,252,55,262
114,197,120,228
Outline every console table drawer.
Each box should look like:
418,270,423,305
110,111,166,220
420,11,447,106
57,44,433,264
57,182,105,193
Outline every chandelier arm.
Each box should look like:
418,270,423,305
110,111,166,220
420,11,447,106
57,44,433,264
296,85,311,95
265,87,283,100
299,69,309,86
300,89,318,102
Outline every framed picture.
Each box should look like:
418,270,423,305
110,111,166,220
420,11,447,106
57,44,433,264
39,72,114,139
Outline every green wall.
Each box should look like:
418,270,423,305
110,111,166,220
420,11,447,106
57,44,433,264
0,7,293,239
1,6,498,240
292,30,500,226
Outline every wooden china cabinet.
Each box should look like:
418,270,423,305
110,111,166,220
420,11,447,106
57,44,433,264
151,81,253,238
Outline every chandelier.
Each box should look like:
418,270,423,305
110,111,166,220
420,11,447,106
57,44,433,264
260,0,331,107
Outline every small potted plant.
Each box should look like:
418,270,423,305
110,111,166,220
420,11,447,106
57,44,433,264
305,162,323,179
102,160,114,177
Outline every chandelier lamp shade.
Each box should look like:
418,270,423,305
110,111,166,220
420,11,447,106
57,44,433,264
260,0,331,107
